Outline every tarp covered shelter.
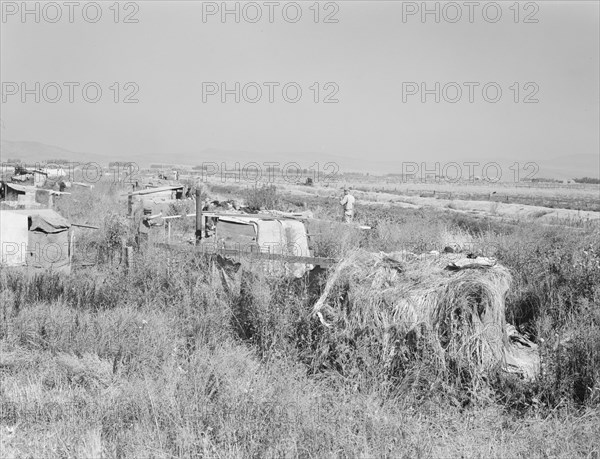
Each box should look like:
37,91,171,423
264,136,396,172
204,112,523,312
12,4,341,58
0,209,72,273
213,216,313,278
33,170,48,187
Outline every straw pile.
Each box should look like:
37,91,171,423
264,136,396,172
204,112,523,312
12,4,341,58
312,249,514,380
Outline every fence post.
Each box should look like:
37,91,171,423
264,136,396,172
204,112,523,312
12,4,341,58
128,194,133,217
125,246,133,270
195,188,203,244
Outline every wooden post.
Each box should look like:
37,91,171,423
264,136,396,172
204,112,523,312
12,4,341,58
70,231,75,265
121,237,126,264
48,193,54,208
167,220,171,243
195,188,203,244
128,194,133,217
125,246,133,270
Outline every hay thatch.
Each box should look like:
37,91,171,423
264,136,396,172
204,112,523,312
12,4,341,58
312,249,517,381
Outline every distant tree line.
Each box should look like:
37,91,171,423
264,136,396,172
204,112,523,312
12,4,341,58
109,161,136,168
191,164,318,174
573,177,600,184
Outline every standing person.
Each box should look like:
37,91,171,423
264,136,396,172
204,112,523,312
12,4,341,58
136,206,152,248
339,188,355,223
136,203,161,249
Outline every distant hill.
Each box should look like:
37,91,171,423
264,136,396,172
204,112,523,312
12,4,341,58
0,139,102,165
443,154,600,182
1,139,598,180
533,154,600,181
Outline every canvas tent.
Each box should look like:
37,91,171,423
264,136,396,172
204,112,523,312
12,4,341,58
210,216,313,278
0,209,72,273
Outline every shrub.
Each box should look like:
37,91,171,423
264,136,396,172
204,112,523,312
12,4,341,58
243,184,282,210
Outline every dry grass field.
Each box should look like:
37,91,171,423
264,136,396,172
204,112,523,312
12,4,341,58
215,173,600,211
347,181,600,212
206,178,600,230
1,179,599,458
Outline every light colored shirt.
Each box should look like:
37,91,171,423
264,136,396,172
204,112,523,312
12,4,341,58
340,194,355,214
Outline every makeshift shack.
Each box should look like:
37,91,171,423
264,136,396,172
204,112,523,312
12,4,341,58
312,249,539,380
207,215,314,278
130,185,185,203
4,183,35,204
2,183,67,208
0,209,72,274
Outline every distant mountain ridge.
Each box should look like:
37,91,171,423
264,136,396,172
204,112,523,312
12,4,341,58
1,140,89,163
1,139,598,180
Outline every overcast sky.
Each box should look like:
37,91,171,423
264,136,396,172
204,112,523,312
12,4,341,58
1,1,598,167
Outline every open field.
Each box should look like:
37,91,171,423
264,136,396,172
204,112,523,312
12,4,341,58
206,179,600,230
346,181,600,212
192,172,600,211
1,180,599,458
